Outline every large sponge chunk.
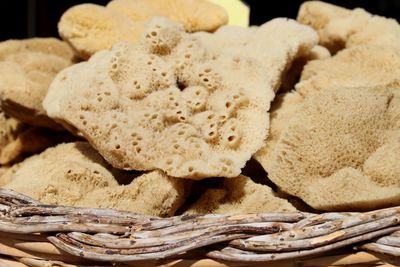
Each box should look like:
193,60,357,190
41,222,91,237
58,0,228,59
0,38,76,129
264,87,400,211
3,142,120,206
44,18,273,179
3,142,188,216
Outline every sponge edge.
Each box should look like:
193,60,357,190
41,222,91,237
184,175,296,214
44,17,273,179
265,86,400,211
77,170,190,217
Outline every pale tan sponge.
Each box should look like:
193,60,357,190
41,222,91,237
254,91,304,168
3,142,119,206
77,170,189,217
193,18,320,93
185,175,296,214
297,1,400,52
58,0,228,59
0,112,71,165
3,142,188,216
44,17,274,179
296,2,400,96
296,45,400,95
0,38,76,129
261,87,400,211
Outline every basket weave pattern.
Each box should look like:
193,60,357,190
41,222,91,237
0,188,399,266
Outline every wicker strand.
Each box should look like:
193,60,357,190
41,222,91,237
0,189,399,263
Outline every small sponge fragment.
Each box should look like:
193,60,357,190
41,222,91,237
77,170,188,217
185,175,296,214
194,18,319,92
0,38,76,129
59,0,228,59
44,17,273,179
297,1,400,52
264,87,400,211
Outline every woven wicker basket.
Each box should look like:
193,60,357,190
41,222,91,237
0,188,399,267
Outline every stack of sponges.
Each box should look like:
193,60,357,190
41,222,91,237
0,0,399,216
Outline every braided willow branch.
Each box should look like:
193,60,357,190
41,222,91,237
0,188,399,262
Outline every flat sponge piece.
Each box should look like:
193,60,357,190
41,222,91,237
264,87,400,211
0,38,76,129
297,1,400,52
185,175,296,214
296,45,400,96
194,18,319,92
44,17,273,179
76,170,188,217
58,0,228,59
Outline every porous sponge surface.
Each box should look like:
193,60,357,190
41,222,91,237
44,17,274,179
265,87,400,210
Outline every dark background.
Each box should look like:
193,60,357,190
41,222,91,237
1,0,399,41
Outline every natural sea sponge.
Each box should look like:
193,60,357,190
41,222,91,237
44,17,273,179
4,142,188,216
297,1,400,52
263,87,400,211
0,38,76,129
77,170,189,217
185,175,296,214
59,0,228,59
0,112,71,165
296,45,400,95
194,18,320,92
4,142,119,206
254,91,304,167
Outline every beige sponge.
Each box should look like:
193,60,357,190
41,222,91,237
0,38,76,129
263,87,400,211
185,175,296,214
44,17,273,179
0,112,71,165
194,18,320,92
3,142,188,216
297,1,400,52
296,45,400,96
59,0,228,59
77,170,188,217
4,142,119,206
254,91,304,167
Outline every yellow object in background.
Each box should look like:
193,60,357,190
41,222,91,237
209,0,250,27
